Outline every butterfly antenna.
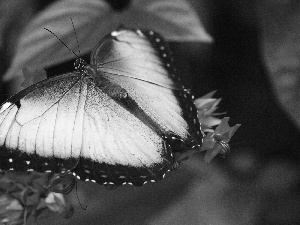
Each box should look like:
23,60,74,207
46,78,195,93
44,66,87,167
70,17,81,56
43,28,79,58
75,181,87,210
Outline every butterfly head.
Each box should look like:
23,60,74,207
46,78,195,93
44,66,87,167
74,58,87,73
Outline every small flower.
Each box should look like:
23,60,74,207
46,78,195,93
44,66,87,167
0,193,23,225
176,92,240,163
194,91,223,133
201,117,241,163
45,192,74,219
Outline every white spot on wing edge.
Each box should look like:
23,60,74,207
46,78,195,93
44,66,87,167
0,102,12,113
111,31,120,36
136,30,144,36
111,30,127,37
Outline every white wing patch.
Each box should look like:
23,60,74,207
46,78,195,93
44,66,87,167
36,105,58,156
0,102,12,113
95,38,173,88
0,104,18,146
0,75,166,167
82,81,164,166
106,76,188,138
95,30,190,139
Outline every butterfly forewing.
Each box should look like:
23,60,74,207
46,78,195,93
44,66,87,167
91,30,177,89
92,29,202,149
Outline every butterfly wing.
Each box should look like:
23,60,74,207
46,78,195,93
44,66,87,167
0,73,82,172
0,72,172,186
91,29,202,151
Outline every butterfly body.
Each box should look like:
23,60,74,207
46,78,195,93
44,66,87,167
0,28,201,187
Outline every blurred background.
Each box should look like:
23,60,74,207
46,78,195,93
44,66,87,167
1,0,300,224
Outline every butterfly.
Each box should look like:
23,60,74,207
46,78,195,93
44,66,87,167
0,28,202,188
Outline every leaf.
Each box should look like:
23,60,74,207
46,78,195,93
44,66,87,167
21,67,47,88
0,194,23,225
45,192,73,218
3,0,212,93
194,91,223,132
